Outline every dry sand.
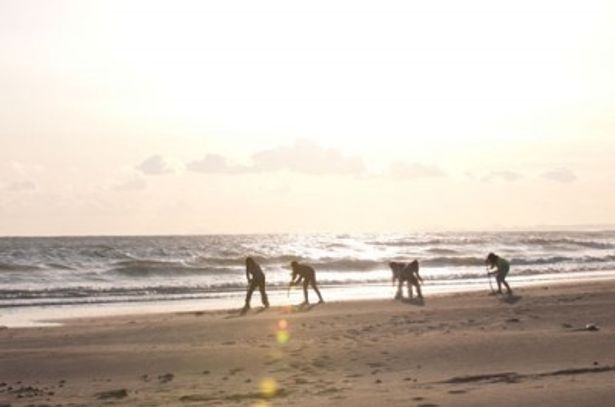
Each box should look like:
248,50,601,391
1,280,614,407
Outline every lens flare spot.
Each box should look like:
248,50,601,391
251,402,270,407
268,349,284,360
277,319,288,330
276,329,290,345
259,378,278,398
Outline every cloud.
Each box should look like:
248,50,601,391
2,180,36,192
112,178,147,192
187,154,249,174
186,139,365,176
542,167,577,183
482,170,523,183
136,155,173,175
391,162,445,179
251,139,365,175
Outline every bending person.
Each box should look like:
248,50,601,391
486,252,513,296
290,261,324,305
242,257,269,313
390,260,423,300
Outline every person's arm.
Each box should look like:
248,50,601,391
291,274,304,285
289,270,298,286
246,265,252,283
416,270,424,284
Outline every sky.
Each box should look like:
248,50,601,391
1,0,614,235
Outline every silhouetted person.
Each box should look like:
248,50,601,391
242,257,269,313
290,261,324,305
486,252,512,296
389,260,423,300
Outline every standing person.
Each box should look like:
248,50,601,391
486,252,513,296
242,257,269,314
289,261,324,305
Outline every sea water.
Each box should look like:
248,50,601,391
2,231,615,326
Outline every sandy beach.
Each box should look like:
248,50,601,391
1,280,614,407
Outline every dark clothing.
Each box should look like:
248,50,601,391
244,261,269,308
487,254,513,295
291,263,316,284
245,278,268,307
390,261,423,300
246,261,265,282
291,263,324,304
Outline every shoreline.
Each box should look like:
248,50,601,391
1,280,614,406
3,271,615,328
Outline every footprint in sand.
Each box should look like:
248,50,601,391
448,389,467,394
158,373,174,384
95,388,128,400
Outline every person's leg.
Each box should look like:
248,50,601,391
415,282,423,298
302,280,309,304
245,281,257,308
407,280,413,299
258,281,269,307
496,276,503,294
395,279,403,300
311,280,324,303
501,279,512,295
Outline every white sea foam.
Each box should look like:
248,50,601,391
1,231,615,309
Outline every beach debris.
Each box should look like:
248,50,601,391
95,388,128,400
585,323,599,332
442,365,615,385
158,373,174,383
7,385,47,398
229,367,243,375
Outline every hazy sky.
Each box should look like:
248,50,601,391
1,0,614,235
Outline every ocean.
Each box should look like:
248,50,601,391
2,231,615,325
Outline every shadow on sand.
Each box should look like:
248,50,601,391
401,297,426,307
280,303,321,314
499,295,522,304
228,306,270,318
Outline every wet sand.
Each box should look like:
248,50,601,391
1,280,614,406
